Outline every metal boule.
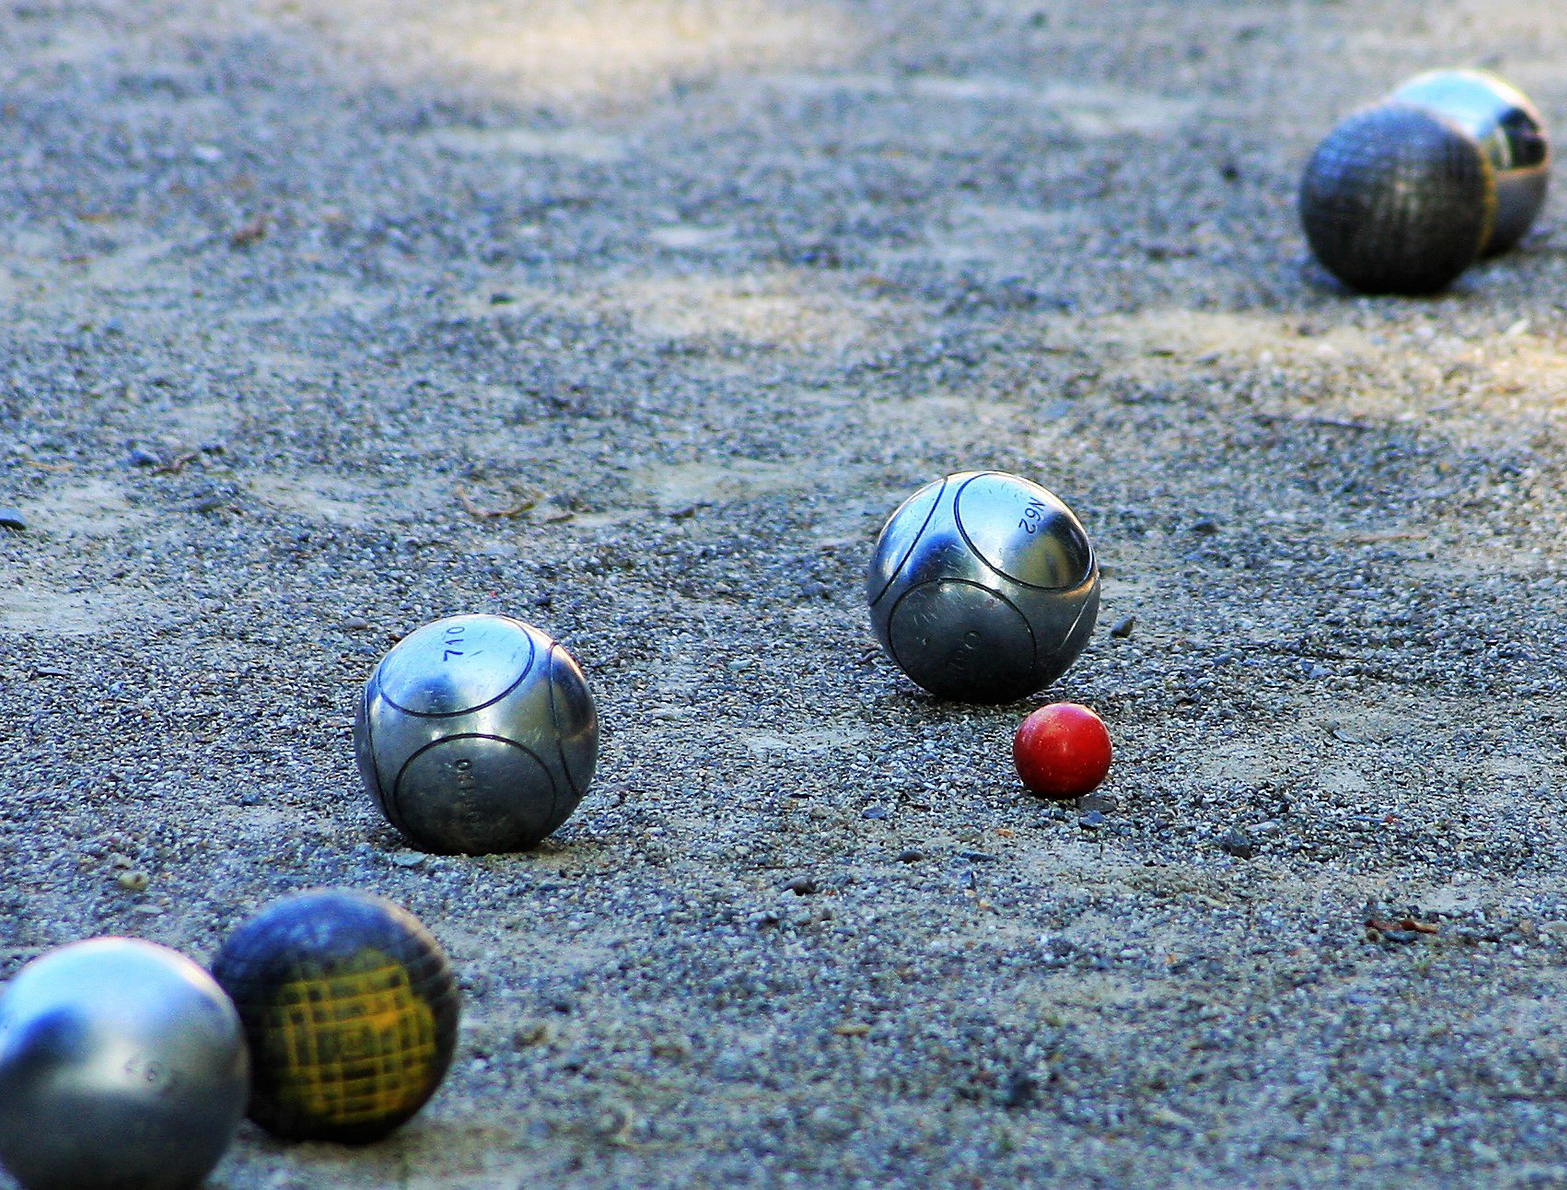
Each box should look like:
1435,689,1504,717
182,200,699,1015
354,613,599,855
0,937,249,1190
210,887,459,1145
866,471,1100,703
1389,68,1548,255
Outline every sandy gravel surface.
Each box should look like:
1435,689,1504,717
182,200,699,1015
5,1,1567,1186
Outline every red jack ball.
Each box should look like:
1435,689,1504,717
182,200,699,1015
1013,702,1112,800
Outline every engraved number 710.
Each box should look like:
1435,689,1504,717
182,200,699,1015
443,623,467,661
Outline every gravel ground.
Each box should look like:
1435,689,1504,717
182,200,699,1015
5,1,1567,1186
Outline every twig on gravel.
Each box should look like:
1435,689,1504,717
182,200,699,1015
230,215,269,247
152,450,200,475
1338,528,1429,543
1366,916,1441,944
456,484,538,520
1254,412,1374,432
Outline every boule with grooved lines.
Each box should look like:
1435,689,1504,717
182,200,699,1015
866,471,1100,704
1389,68,1549,255
354,613,598,855
0,937,249,1190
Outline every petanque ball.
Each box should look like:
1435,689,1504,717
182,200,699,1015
866,471,1100,703
1388,68,1549,255
209,888,459,1145
1299,101,1495,294
0,937,249,1190
354,613,599,855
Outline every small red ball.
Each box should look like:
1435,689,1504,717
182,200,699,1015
1013,702,1112,800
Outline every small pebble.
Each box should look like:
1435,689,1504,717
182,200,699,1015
341,616,371,631
1001,1071,1037,1110
895,849,926,863
390,852,426,868
514,1021,551,1046
1370,926,1421,945
1080,792,1119,813
1218,829,1258,859
1470,1140,1501,1165
783,875,818,895
116,870,150,892
1110,614,1135,639
649,1035,691,1060
861,805,888,820
807,1104,856,1139
0,507,24,530
1078,811,1105,831
1148,1105,1196,1130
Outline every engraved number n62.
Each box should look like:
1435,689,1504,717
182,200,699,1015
1017,499,1049,534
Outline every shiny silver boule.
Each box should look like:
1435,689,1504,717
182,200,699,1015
1390,69,1548,255
867,471,1100,703
1299,101,1493,295
0,937,249,1190
355,613,599,854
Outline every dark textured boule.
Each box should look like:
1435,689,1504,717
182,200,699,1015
1299,102,1495,294
210,888,460,1145
1389,69,1549,255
